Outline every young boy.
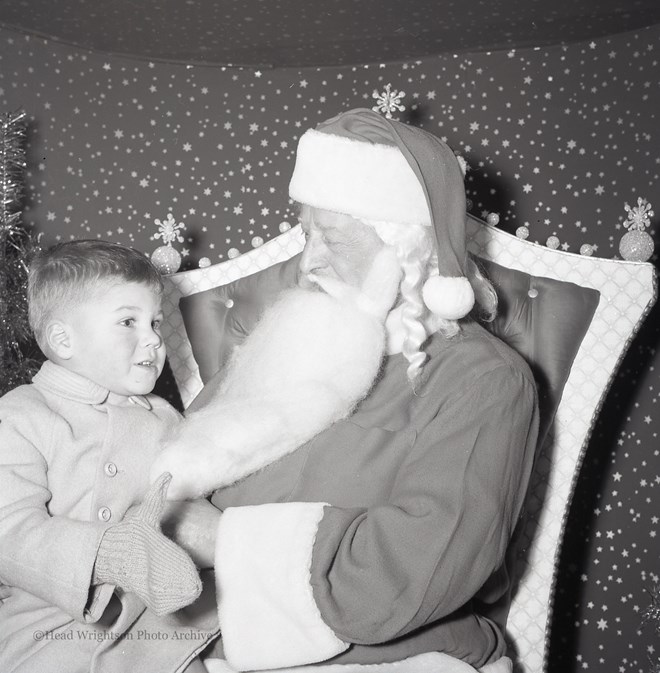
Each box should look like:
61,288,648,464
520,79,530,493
0,240,220,673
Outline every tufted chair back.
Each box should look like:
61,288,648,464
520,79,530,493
159,215,656,672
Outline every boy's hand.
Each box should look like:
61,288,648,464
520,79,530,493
93,473,202,615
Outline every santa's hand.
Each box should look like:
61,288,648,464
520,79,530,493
309,247,401,321
360,246,402,318
161,499,221,569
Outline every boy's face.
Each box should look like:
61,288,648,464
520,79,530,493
64,281,166,397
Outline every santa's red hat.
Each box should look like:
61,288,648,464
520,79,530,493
289,108,474,320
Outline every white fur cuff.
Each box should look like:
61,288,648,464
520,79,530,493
289,129,431,226
215,503,348,671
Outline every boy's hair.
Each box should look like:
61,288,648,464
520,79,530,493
28,239,164,350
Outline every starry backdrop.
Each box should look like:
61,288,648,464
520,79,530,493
0,21,659,672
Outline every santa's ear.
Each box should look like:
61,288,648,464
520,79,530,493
45,321,73,361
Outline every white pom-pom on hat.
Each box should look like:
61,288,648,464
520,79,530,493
422,275,475,320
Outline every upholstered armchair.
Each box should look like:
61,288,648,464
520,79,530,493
159,215,656,672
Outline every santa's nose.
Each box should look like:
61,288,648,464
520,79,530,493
299,235,324,276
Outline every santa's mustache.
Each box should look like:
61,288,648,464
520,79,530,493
151,247,402,500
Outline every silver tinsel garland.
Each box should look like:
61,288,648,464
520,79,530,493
1,109,43,396
641,583,660,636
1,109,27,230
640,583,660,673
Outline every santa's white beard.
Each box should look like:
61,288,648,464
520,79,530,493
152,248,401,500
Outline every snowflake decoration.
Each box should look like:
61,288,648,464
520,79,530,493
623,197,654,231
372,83,405,119
153,212,185,245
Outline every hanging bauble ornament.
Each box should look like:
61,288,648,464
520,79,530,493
151,245,182,274
150,212,185,274
579,244,594,257
199,257,211,268
546,235,560,250
486,212,500,226
516,226,530,240
466,198,473,212
227,248,239,259
279,221,291,233
619,197,654,262
620,230,654,262
251,236,264,248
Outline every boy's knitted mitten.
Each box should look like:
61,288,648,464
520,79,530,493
93,472,202,615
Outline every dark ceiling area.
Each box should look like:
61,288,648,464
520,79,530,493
0,0,659,67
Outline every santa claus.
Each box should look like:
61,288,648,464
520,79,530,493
152,108,538,673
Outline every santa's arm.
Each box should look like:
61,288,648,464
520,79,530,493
212,366,538,671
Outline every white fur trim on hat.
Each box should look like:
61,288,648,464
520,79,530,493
289,129,431,226
422,275,475,320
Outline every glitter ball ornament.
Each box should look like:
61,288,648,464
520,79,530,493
486,213,500,226
151,245,181,274
199,257,211,268
466,198,473,211
516,226,530,240
579,244,594,257
227,248,239,259
619,197,654,262
251,236,264,248
619,230,654,262
150,212,185,274
279,221,291,233
546,236,560,250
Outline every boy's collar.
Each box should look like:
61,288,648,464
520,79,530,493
33,361,152,409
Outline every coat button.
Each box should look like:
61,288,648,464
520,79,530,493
98,506,112,522
104,462,118,477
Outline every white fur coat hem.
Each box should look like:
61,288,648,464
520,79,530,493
203,651,511,672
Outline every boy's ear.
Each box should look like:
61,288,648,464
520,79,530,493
45,321,73,360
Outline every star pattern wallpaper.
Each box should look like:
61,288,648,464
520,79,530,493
0,20,659,672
